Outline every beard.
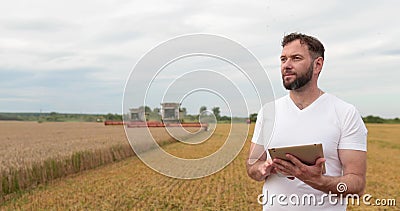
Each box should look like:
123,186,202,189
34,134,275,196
283,63,314,90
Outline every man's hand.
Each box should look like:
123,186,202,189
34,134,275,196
272,150,366,196
247,143,277,181
247,159,276,181
272,154,325,182
257,159,277,178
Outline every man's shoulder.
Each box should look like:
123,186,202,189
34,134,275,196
260,95,289,112
324,93,362,124
324,93,356,111
275,94,289,105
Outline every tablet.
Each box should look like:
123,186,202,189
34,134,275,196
268,143,326,174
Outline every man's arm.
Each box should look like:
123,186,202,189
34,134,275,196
246,142,276,181
314,149,366,195
272,149,366,195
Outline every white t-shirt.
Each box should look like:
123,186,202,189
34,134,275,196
251,93,367,211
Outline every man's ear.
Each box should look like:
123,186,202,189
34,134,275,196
314,57,324,76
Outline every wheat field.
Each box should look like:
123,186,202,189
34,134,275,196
0,121,200,201
0,121,128,171
0,122,399,210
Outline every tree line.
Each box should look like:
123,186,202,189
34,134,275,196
1,111,398,124
0,112,122,122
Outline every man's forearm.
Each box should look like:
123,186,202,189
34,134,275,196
303,173,366,196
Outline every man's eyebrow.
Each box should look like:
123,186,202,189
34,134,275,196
290,53,304,57
280,54,303,58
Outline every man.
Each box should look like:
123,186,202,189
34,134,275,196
246,33,367,210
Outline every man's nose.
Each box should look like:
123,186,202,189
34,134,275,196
281,59,293,70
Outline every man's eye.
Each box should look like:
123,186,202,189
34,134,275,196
294,57,302,61
280,58,287,62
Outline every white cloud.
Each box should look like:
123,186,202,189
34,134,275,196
0,0,399,117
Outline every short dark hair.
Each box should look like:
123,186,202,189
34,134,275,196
281,32,325,59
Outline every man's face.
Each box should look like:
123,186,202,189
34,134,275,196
280,40,315,90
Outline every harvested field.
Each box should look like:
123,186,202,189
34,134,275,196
0,123,399,210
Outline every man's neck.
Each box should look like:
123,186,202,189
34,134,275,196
289,86,323,110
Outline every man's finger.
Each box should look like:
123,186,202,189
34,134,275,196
273,159,296,178
315,157,325,164
285,154,304,167
315,157,326,167
276,168,291,176
272,159,289,170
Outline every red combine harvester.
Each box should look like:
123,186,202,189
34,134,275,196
127,121,208,131
106,103,208,130
104,121,125,125
104,121,208,131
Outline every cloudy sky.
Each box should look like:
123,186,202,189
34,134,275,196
1,0,399,118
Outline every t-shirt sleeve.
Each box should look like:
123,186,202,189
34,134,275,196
251,108,264,145
338,106,368,151
251,102,275,147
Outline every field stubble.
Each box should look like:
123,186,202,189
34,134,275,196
0,122,399,210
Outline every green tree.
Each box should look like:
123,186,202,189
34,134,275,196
184,114,197,122
199,106,207,114
212,107,221,120
153,107,161,114
363,115,384,123
105,113,122,121
220,115,231,122
249,113,258,123
139,106,152,113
